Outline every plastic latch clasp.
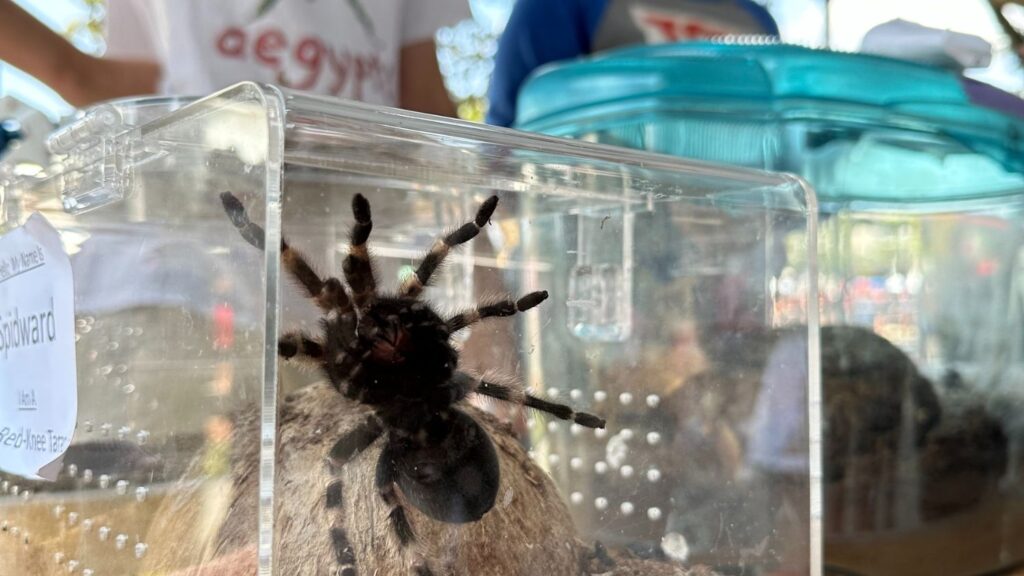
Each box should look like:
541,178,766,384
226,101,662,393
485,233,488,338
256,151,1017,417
46,105,131,214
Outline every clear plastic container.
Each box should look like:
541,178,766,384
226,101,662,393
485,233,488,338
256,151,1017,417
518,43,1024,576
0,82,819,576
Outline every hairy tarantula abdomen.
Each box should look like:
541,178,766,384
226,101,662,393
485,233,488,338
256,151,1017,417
382,408,500,523
220,190,605,576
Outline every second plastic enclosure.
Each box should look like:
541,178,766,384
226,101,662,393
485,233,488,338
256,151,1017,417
518,42,1024,576
0,83,818,575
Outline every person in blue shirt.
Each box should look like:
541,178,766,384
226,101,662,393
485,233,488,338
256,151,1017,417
486,0,780,127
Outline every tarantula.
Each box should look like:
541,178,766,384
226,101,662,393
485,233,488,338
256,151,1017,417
220,191,605,576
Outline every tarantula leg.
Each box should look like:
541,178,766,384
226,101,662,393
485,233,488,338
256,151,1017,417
220,191,266,249
400,195,499,298
462,372,606,429
314,277,352,313
326,416,384,471
278,331,324,363
330,527,358,576
281,250,354,313
221,192,352,313
323,418,384,576
343,194,377,309
446,290,548,333
376,456,437,576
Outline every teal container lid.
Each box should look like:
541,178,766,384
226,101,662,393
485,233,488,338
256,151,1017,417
516,42,1024,202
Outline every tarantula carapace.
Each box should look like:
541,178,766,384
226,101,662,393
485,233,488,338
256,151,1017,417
221,191,605,576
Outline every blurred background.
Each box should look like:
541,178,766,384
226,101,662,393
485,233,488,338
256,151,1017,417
4,0,1023,122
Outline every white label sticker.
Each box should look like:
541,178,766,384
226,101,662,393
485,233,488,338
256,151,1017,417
0,213,77,481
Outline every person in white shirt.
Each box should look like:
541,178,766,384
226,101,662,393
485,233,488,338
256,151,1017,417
0,0,468,114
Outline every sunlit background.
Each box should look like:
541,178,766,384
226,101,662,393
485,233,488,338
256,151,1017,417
443,0,1024,119
2,0,1023,121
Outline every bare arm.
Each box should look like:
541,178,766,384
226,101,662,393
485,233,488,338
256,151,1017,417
0,0,160,107
399,39,457,117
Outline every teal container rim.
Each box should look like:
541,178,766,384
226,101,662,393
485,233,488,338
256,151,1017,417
515,42,1024,204
517,42,1021,123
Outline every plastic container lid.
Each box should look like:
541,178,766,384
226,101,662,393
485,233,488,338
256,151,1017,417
516,43,1024,201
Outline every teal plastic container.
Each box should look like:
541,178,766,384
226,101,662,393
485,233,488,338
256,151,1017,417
519,43,1024,576
516,43,1024,204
